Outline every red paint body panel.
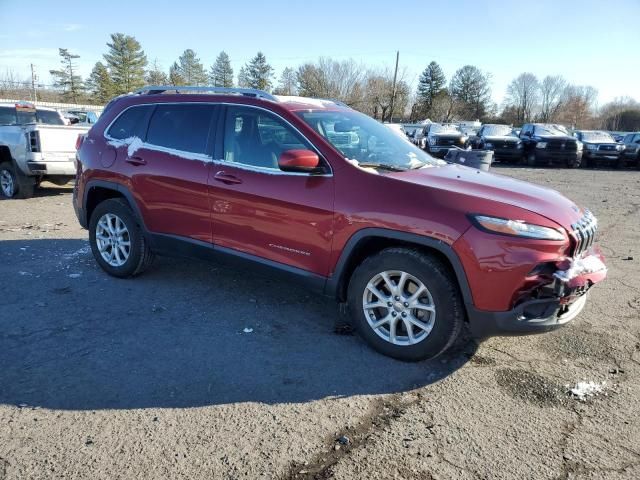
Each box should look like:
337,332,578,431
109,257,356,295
74,92,606,319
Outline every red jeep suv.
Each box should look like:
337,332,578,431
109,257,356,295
73,86,607,361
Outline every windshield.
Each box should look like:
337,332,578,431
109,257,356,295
298,110,438,169
482,125,514,137
430,124,460,134
580,131,614,143
16,108,64,125
534,125,568,137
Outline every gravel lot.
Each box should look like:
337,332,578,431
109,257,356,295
1,166,639,479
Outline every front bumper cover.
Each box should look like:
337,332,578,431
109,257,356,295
468,252,606,339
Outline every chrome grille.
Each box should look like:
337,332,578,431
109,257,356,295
571,210,597,257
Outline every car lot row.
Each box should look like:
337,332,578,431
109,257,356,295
398,121,640,169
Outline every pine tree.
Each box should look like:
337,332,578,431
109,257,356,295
244,52,273,91
103,33,147,94
173,49,208,86
49,48,84,103
237,66,249,88
86,62,114,104
416,61,446,110
146,59,169,86
210,51,234,87
274,67,297,95
169,62,185,86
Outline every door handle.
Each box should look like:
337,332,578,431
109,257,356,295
213,171,242,185
126,156,146,166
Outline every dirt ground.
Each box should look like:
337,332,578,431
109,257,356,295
1,166,639,480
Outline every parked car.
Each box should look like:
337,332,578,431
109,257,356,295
519,123,582,167
73,86,606,361
620,132,640,166
424,123,468,157
64,109,100,125
402,123,428,148
574,130,625,168
384,123,408,140
470,124,523,162
0,102,90,198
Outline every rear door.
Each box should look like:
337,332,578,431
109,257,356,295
109,103,217,243
208,105,334,276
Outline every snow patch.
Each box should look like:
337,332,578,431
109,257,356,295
243,327,254,333
569,381,606,401
63,245,91,259
127,137,145,157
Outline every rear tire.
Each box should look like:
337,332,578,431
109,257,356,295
347,248,463,362
0,162,34,199
89,198,154,278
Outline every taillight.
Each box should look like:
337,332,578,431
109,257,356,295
76,134,85,150
27,131,40,152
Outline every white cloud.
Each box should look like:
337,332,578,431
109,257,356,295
62,24,84,32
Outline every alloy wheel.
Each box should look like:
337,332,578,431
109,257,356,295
362,270,436,346
95,213,131,267
0,169,15,197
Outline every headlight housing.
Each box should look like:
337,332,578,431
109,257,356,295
470,214,565,241
428,137,436,145
586,144,597,150
484,142,494,149
536,142,547,149
516,141,523,149
616,144,624,151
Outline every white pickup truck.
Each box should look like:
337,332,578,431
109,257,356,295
0,102,90,198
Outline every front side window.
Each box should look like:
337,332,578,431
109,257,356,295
224,106,310,170
107,105,154,140
146,104,214,155
299,110,438,169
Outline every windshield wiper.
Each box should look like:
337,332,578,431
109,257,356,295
356,162,407,172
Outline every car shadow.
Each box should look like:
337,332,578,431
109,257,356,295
0,184,73,201
0,238,476,411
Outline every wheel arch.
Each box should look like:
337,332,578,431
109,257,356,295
84,180,145,231
326,228,473,311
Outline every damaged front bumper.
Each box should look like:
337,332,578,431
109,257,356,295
468,250,607,339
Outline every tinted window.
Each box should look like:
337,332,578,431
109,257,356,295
147,104,214,154
107,105,154,140
0,107,16,125
224,106,309,169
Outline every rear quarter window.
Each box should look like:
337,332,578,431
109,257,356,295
107,105,154,140
0,106,16,125
146,104,214,155
36,109,64,125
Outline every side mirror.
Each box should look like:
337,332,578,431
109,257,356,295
278,149,322,173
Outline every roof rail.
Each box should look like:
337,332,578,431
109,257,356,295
133,85,277,102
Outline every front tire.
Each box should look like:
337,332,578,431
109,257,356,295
89,198,154,278
347,248,463,362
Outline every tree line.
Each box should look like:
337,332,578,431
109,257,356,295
1,32,638,130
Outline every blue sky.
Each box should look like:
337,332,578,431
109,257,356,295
1,0,638,106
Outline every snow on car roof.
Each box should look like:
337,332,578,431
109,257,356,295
275,95,346,109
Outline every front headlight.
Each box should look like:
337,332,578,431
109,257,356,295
470,215,565,241
484,142,494,149
586,144,597,150
516,141,523,149
536,142,547,149
616,144,624,151
428,137,436,145
459,136,468,144
576,141,583,151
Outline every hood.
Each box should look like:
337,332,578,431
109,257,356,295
484,135,520,142
534,135,576,142
431,132,464,138
582,140,618,145
395,164,583,228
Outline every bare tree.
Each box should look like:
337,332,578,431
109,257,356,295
539,75,566,122
559,85,598,128
296,58,367,106
504,73,540,124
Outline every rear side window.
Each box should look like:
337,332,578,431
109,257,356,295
0,106,16,125
146,104,214,155
107,105,154,140
35,109,64,125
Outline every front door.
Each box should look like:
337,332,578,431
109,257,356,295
208,105,334,276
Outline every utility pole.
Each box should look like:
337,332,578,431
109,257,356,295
30,64,38,102
388,50,399,123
